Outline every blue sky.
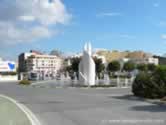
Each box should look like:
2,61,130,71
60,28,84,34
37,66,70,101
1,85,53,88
0,0,166,60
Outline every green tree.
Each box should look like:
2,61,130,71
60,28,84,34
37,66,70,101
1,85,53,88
123,61,135,72
93,57,105,78
65,66,72,73
67,57,81,79
147,64,157,72
137,64,148,71
107,61,121,73
70,57,80,72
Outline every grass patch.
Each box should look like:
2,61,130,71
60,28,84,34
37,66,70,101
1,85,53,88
90,84,116,88
19,80,31,85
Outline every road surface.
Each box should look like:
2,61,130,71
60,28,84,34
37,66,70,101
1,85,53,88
0,81,165,125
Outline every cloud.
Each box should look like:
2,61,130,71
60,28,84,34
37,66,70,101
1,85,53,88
161,34,166,39
0,22,54,44
0,0,71,45
97,12,122,17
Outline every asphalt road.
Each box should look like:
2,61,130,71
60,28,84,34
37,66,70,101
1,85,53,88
0,81,166,125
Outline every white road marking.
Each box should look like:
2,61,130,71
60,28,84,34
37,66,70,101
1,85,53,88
0,94,41,125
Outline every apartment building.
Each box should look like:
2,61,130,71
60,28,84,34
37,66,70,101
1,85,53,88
18,51,63,80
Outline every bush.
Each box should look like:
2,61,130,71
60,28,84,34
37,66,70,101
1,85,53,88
132,72,154,98
0,72,17,76
132,66,166,99
9,72,17,75
19,80,31,85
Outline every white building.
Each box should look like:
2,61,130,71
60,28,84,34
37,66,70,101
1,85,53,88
27,54,62,73
147,57,159,65
118,57,159,65
19,51,63,80
130,57,159,65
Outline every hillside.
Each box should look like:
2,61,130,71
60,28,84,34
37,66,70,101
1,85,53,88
96,50,153,62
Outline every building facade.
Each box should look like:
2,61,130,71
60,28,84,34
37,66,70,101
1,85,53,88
153,56,166,65
18,51,63,80
130,57,159,65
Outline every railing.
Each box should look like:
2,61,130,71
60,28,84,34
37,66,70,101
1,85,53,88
32,77,135,88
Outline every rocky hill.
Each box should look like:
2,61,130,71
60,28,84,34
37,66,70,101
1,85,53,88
96,50,153,62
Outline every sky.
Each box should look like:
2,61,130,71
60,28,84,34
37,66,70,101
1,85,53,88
0,0,166,60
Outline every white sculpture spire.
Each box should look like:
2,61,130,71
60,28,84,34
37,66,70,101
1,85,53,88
79,42,96,86
87,42,92,55
84,43,87,52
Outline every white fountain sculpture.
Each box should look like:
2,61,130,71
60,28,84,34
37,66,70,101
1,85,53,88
79,42,96,86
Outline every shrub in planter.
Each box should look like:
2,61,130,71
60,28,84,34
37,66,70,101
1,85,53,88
19,80,31,85
132,66,166,99
154,65,166,83
153,65,166,97
132,72,154,98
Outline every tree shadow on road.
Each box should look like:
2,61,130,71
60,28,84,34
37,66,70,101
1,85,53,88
130,104,166,112
110,94,145,102
110,95,166,112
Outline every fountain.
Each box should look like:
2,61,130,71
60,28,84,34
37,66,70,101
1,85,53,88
65,72,70,80
125,78,128,87
104,73,110,85
117,76,120,87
